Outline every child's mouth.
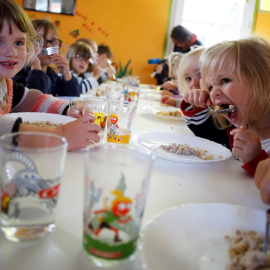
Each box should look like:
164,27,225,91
217,104,238,121
0,62,17,68
1,62,17,66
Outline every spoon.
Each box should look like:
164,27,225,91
264,209,270,253
208,105,236,114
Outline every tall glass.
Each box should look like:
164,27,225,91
83,97,108,140
107,100,137,144
0,132,68,242
83,143,155,268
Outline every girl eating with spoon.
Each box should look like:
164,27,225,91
180,36,270,176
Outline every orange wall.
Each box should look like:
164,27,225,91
15,0,171,84
254,11,270,40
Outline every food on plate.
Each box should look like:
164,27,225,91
23,121,62,127
156,110,182,117
225,230,270,270
159,143,217,160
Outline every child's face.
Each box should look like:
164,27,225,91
205,65,249,127
37,27,59,66
183,58,201,90
0,20,27,79
71,54,90,75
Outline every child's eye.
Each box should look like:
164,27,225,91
208,86,213,91
185,76,192,82
221,78,230,84
15,41,24,46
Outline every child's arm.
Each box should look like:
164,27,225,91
52,54,72,81
255,159,270,204
18,113,101,151
160,95,177,107
160,90,173,97
161,81,178,91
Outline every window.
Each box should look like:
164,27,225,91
260,0,270,11
165,0,256,55
23,0,76,15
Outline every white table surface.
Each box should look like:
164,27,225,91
0,88,268,270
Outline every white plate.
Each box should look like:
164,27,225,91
141,203,266,270
8,112,76,125
140,93,161,101
131,131,232,163
139,89,161,94
141,105,184,121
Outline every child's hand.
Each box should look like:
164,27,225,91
183,89,211,108
66,102,83,118
60,113,101,151
161,90,173,96
92,63,102,79
161,81,177,90
230,125,262,164
52,54,72,81
30,56,42,70
160,95,176,107
255,159,270,204
106,66,116,78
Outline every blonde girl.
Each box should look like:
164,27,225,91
0,0,101,151
161,47,204,107
160,52,182,95
181,36,270,176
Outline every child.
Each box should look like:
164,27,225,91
97,44,116,83
160,52,182,96
66,42,101,94
255,158,270,205
12,18,80,97
0,0,101,151
181,36,270,176
161,47,204,107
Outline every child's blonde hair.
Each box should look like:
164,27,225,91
200,35,270,124
177,46,205,95
166,52,182,78
0,0,40,65
66,42,93,73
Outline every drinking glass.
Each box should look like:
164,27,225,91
83,97,108,140
0,132,68,242
107,100,137,144
83,143,154,268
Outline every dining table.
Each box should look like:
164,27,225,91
0,82,269,270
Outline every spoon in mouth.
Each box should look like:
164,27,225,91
208,105,237,114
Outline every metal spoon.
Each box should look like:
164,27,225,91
208,105,236,114
263,209,270,253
